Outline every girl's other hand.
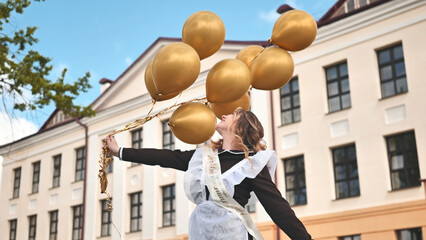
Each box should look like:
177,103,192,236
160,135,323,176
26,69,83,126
106,135,119,157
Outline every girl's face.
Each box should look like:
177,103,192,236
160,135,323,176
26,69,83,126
216,113,235,135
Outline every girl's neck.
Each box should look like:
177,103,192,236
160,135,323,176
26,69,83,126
221,133,238,150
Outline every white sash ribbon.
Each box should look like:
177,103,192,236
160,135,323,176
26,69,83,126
202,147,264,240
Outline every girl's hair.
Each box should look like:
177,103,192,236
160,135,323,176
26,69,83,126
211,107,266,159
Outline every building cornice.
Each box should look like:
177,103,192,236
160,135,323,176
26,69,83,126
314,0,424,45
295,0,425,65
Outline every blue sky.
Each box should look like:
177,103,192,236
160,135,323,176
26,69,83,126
1,0,337,144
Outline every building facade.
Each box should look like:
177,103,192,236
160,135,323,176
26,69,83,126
1,0,425,240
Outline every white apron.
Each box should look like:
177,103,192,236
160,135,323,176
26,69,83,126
184,148,277,240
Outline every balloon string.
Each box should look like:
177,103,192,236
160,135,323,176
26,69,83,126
250,39,273,66
98,96,208,239
147,99,157,116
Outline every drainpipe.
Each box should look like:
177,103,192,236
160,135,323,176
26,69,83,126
269,90,280,240
76,118,88,240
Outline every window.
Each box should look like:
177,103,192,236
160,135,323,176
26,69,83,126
332,145,360,199
339,235,361,240
284,156,307,206
246,204,256,213
386,131,420,190
28,215,37,240
131,128,143,166
32,161,41,193
377,43,407,98
326,62,351,113
9,219,17,240
346,0,370,12
12,168,21,198
101,199,112,236
49,210,58,240
162,121,174,150
52,155,61,188
280,77,300,125
75,147,85,181
72,205,83,240
397,227,422,240
162,184,176,227
130,192,142,232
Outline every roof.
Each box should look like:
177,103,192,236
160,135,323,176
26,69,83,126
317,0,392,27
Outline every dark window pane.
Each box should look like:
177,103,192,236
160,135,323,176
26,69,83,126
283,111,293,125
282,84,291,95
293,94,300,107
335,166,347,180
380,65,393,81
347,0,355,11
293,108,301,122
393,45,403,60
328,82,339,96
336,182,349,198
329,97,340,112
391,155,404,170
292,79,299,91
286,191,295,206
286,175,295,189
341,94,351,109
340,63,348,76
285,159,296,173
334,148,346,163
349,163,358,178
341,78,350,92
283,96,291,110
349,179,360,196
379,50,391,64
381,81,395,98
327,67,337,81
359,0,367,7
395,62,406,77
396,77,408,93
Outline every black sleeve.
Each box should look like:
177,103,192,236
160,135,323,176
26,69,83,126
121,148,195,171
252,166,312,240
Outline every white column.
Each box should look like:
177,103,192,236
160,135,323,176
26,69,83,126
175,170,190,235
174,140,192,236
84,133,100,240
112,133,126,240
250,89,274,223
142,119,162,240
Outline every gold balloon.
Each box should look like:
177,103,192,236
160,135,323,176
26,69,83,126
144,60,180,101
182,11,226,60
211,93,250,119
152,42,200,95
206,59,251,103
251,47,294,90
236,45,264,68
271,10,317,51
169,103,217,144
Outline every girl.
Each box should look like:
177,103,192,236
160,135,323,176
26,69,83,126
107,108,311,240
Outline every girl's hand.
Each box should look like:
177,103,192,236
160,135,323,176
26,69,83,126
106,135,119,157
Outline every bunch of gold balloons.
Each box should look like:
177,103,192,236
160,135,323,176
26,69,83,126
144,9,317,145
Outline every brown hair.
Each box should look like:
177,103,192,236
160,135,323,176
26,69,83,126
211,107,266,159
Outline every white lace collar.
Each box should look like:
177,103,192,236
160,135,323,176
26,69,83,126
218,149,254,155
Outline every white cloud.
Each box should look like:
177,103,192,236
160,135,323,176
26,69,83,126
125,57,133,66
258,9,280,23
0,112,38,146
